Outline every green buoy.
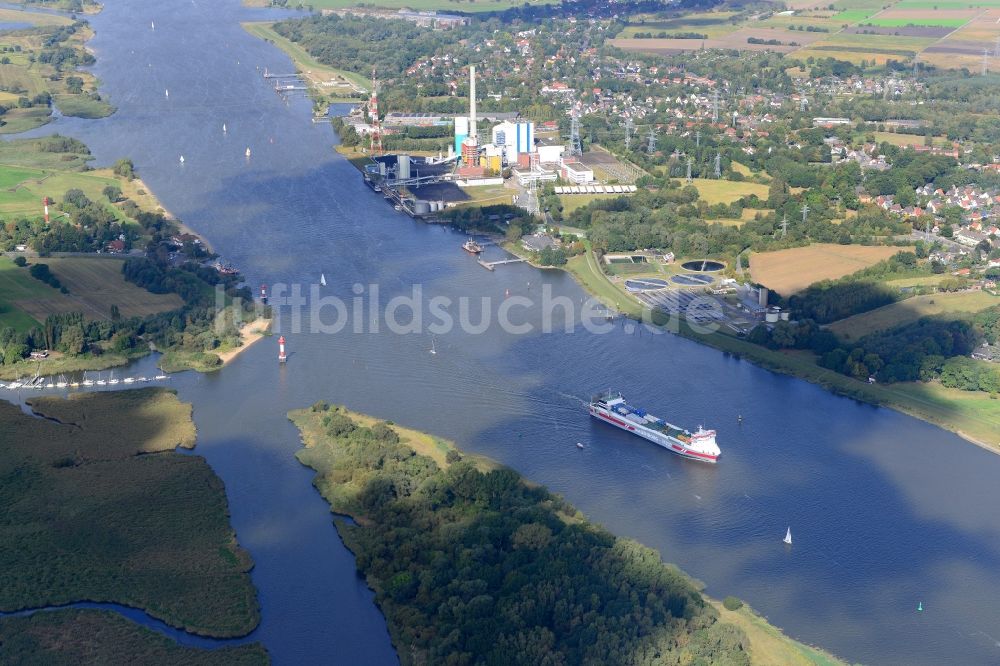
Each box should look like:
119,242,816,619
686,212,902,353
917,602,923,612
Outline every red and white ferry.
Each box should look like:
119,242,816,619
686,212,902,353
589,391,720,463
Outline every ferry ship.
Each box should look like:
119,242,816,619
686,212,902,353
462,239,483,254
589,391,720,463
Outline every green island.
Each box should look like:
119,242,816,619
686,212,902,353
289,403,843,666
0,388,267,662
254,6,1000,451
0,135,269,379
0,8,113,134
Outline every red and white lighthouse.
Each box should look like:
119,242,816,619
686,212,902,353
260,284,268,304
278,335,287,363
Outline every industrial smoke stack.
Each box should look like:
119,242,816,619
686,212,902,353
469,64,477,139
758,286,768,307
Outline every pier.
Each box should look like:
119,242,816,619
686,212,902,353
478,258,526,271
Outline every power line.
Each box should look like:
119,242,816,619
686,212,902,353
714,152,721,179
568,108,582,157
646,127,657,155
686,158,693,184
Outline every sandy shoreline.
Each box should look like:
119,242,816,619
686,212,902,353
217,317,272,366
126,176,215,254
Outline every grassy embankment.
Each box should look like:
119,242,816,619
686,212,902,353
0,12,114,133
290,404,845,666
564,244,1000,448
241,21,368,105
0,388,265,662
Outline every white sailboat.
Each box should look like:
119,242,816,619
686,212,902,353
429,335,437,355
223,122,227,134
320,273,326,286
165,88,169,98
151,20,155,30
179,155,185,164
783,527,792,545
245,147,251,158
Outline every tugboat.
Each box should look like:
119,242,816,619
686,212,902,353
462,239,483,254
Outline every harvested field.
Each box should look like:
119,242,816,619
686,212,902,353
750,244,908,294
867,7,979,26
8,257,182,324
923,9,1000,63
897,0,1000,6
843,24,953,36
612,36,802,53
730,26,828,45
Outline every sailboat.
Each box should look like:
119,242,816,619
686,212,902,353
179,155,185,164
165,88,169,98
151,20,155,30
429,335,437,355
223,123,227,134
245,147,252,158
320,273,326,286
783,527,792,545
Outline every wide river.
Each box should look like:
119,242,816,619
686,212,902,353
9,0,1000,663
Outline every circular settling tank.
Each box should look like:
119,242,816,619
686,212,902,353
671,274,714,286
624,278,669,292
681,260,725,272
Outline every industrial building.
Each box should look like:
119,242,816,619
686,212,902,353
491,120,534,162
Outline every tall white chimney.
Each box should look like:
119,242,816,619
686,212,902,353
469,64,477,139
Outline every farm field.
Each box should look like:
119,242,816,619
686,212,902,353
689,178,769,205
921,8,1000,68
0,257,183,330
0,163,125,221
619,0,1000,69
827,290,999,338
750,243,908,294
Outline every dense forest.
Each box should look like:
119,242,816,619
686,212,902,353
292,405,751,666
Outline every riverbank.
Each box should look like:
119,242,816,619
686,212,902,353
160,314,272,374
241,21,367,107
545,243,1000,451
0,388,264,659
218,316,272,365
289,403,845,666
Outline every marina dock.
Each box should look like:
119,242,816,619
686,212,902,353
477,258,526,271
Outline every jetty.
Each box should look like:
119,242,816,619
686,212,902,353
478,258,526,271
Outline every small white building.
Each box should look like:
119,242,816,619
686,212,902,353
560,160,594,184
